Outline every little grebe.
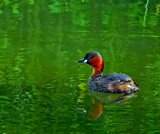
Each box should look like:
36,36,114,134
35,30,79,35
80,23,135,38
77,52,139,95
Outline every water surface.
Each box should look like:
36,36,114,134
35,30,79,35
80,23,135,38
0,0,160,133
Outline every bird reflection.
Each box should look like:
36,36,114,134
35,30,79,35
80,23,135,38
77,83,138,119
86,97,103,119
83,90,137,119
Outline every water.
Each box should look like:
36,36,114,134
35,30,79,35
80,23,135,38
0,0,160,133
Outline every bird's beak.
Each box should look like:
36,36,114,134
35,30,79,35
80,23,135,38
77,58,87,63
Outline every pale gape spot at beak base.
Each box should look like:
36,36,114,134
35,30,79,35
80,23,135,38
84,59,87,63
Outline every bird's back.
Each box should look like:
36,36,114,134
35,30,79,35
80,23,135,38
88,73,139,94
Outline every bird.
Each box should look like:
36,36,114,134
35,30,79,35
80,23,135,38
77,51,139,95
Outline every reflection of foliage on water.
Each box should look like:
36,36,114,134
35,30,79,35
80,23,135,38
48,1,66,13
77,83,87,112
155,55,160,71
156,3,160,15
154,54,160,95
0,0,160,133
0,0,160,29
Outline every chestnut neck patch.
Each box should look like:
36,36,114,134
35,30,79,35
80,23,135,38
89,56,104,75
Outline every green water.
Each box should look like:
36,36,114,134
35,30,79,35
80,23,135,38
0,0,160,133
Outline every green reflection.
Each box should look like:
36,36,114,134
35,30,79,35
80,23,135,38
0,0,160,133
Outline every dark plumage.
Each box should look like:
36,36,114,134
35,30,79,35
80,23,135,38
78,52,139,95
